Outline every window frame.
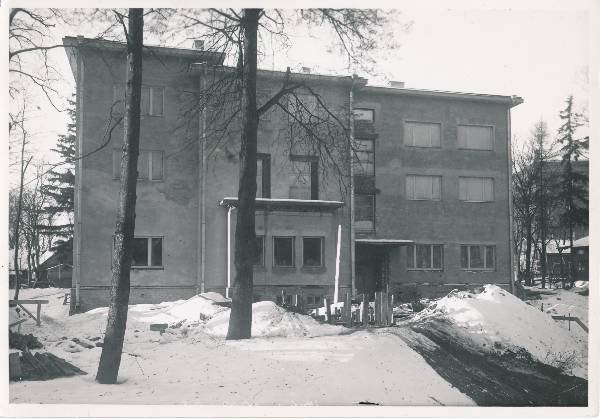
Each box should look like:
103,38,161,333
352,139,375,176
254,235,265,268
404,120,442,149
289,155,319,200
459,176,494,202
460,244,496,271
272,236,296,268
113,236,164,270
406,174,442,201
457,124,494,151
112,149,164,182
302,236,325,268
407,244,444,271
256,153,271,198
113,84,165,117
353,108,375,122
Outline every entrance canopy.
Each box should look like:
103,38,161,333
355,238,414,246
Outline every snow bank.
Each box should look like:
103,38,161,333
203,301,344,338
413,285,587,378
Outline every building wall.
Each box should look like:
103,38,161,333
354,91,512,297
76,48,202,309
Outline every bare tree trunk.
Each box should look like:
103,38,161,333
226,9,260,340
13,131,32,300
524,223,533,286
96,8,144,384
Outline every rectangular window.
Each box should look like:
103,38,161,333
355,194,375,225
459,177,494,202
405,121,441,148
407,244,443,270
254,235,265,267
273,236,295,267
122,236,163,268
289,156,318,200
460,245,495,270
406,175,442,200
353,108,375,122
352,139,374,176
303,237,324,267
457,125,493,150
256,154,271,198
113,84,164,116
113,150,164,181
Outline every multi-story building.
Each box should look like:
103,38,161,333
64,36,523,311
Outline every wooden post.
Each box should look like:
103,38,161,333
390,294,395,326
345,292,352,327
375,292,382,326
361,294,368,327
324,297,331,324
36,303,41,326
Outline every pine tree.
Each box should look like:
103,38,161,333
556,95,588,286
40,98,76,248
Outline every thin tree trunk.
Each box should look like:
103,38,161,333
13,134,31,300
226,9,260,340
96,8,144,384
524,223,533,286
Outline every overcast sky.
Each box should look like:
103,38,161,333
9,2,594,181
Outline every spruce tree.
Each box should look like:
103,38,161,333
556,95,588,286
40,98,76,248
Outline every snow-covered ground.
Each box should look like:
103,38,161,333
410,285,588,379
9,288,473,405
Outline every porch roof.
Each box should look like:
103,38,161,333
219,197,345,211
355,238,414,246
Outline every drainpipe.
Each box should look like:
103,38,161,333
197,63,208,295
349,75,357,297
73,36,85,310
226,206,232,298
507,106,516,295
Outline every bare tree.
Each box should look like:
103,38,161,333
172,8,396,339
95,8,145,385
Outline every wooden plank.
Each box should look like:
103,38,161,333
36,303,41,326
11,300,49,304
345,292,352,328
375,292,382,326
324,297,331,324
361,294,368,327
551,315,589,333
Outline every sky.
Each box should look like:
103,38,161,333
8,2,594,184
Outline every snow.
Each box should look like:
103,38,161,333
10,287,473,405
412,284,587,378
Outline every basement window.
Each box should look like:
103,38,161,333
273,236,295,268
303,237,324,267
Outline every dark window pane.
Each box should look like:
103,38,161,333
303,237,323,267
470,245,483,268
132,238,148,266
254,236,264,266
151,238,163,267
355,194,374,222
416,244,431,269
485,246,495,269
274,237,294,267
460,246,469,269
432,245,443,269
407,245,414,268
151,151,163,180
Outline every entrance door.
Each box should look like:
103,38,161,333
356,244,389,298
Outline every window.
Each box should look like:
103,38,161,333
303,237,324,267
254,235,265,267
121,237,163,268
273,236,295,267
407,244,443,270
113,150,164,181
459,177,494,202
289,156,318,200
113,84,164,116
256,154,271,198
353,108,375,122
458,125,493,150
461,245,495,270
355,194,375,230
405,121,441,148
305,295,324,306
406,175,442,200
352,139,374,176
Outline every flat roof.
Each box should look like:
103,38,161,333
219,197,344,211
355,239,414,246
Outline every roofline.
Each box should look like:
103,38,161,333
360,85,523,108
63,36,225,63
